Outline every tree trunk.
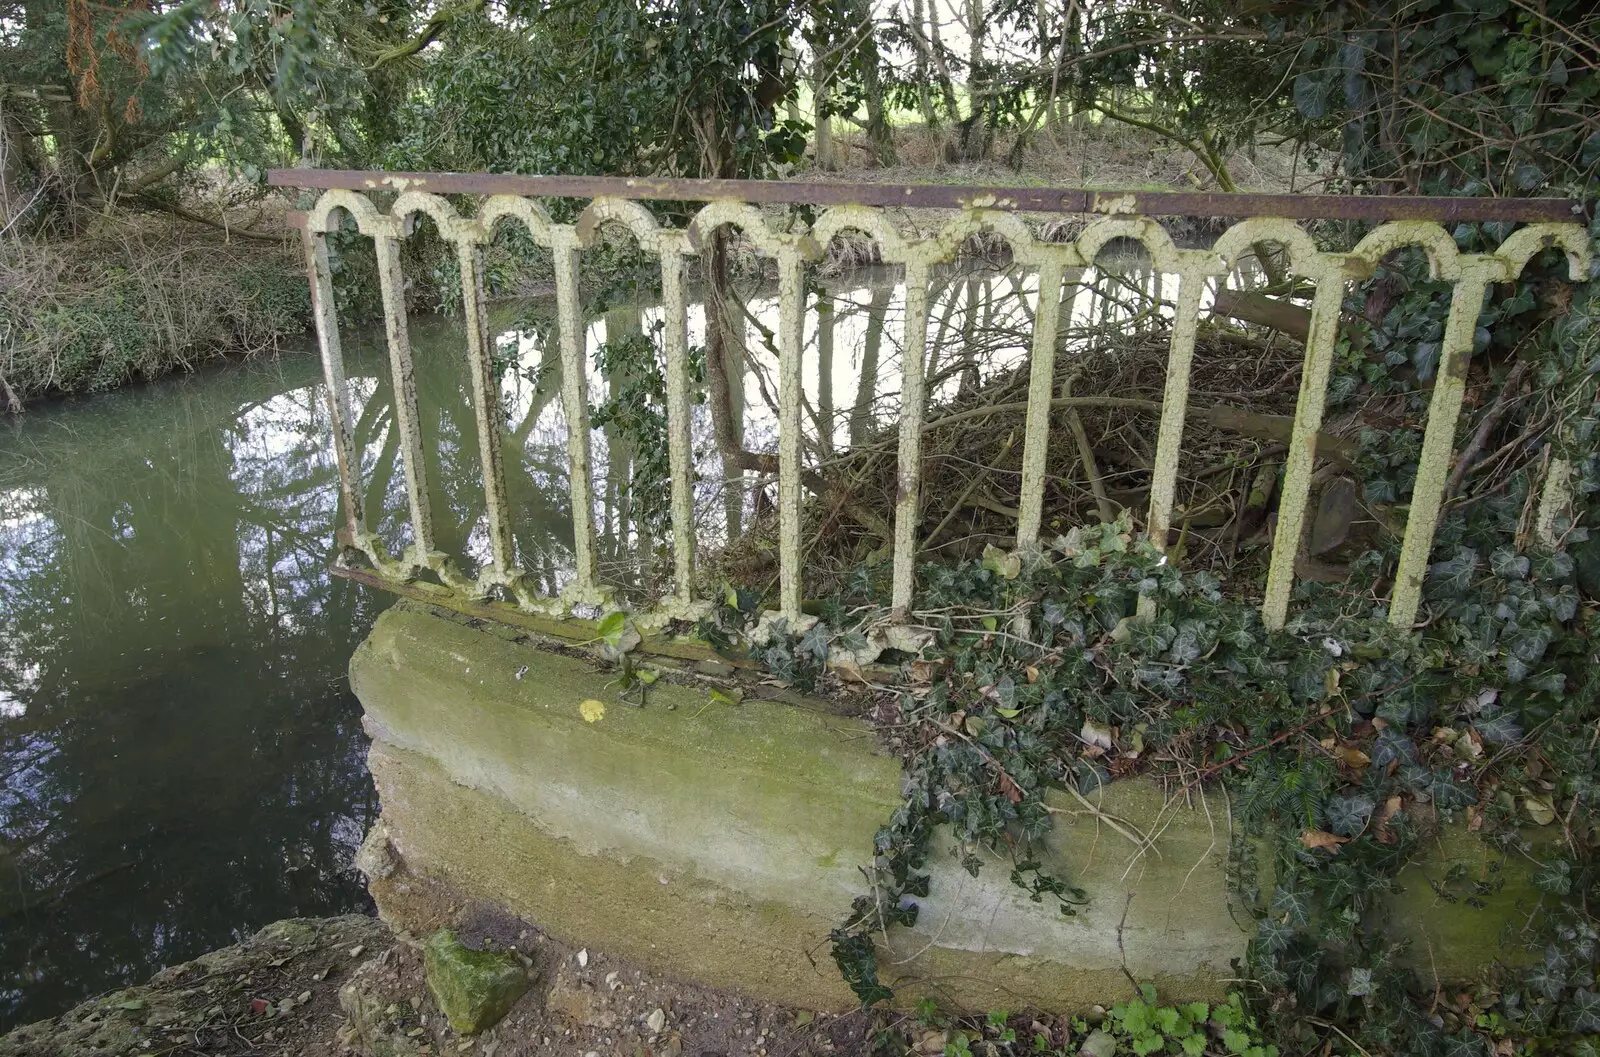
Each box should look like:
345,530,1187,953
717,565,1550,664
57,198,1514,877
812,55,834,171
907,0,939,129
850,287,891,448
1209,289,1313,343
852,0,897,166
0,105,37,229
782,42,802,126
703,230,748,539
926,0,961,124
953,0,992,161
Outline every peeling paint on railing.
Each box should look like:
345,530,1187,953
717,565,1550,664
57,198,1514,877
272,170,1590,632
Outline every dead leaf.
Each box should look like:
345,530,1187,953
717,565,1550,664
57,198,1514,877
1025,666,1040,684
998,771,1024,804
1336,745,1371,770
1375,796,1402,844
1522,793,1556,826
1080,719,1113,750
1300,829,1350,853
832,659,868,684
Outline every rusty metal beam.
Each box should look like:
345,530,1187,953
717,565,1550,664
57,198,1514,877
266,169,1587,224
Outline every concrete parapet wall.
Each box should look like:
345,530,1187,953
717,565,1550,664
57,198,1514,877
350,603,1533,1011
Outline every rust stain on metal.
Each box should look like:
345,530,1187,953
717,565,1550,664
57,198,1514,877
267,169,1587,223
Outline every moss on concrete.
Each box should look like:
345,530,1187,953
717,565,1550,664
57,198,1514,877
350,602,1549,1014
1390,823,1544,975
369,740,863,1008
888,781,1244,1005
351,602,901,915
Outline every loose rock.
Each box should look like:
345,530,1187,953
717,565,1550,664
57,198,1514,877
423,931,533,1036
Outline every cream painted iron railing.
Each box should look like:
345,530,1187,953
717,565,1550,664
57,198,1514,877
268,169,1589,632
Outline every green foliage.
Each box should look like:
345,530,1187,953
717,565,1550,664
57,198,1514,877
589,321,706,540
801,489,1598,1057
1098,990,1275,1057
1,235,311,401
384,0,802,181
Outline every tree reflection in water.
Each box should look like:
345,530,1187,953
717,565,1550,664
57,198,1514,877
0,307,579,1030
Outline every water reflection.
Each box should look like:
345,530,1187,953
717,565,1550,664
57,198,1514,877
0,353,384,1030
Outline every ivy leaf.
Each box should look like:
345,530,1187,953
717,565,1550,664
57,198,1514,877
1270,884,1312,926
798,621,830,664
1168,619,1210,665
1525,960,1567,1000
829,931,893,1007
1440,1031,1490,1057
1582,130,1600,168
597,610,633,649
1473,708,1523,745
1533,858,1572,895
1326,794,1375,837
1568,989,1600,1034
1428,547,1479,594
1490,548,1530,581
1371,729,1417,767
981,544,1021,580
1293,71,1331,118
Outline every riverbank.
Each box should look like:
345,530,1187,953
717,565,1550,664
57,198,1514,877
0,907,887,1057
0,222,311,410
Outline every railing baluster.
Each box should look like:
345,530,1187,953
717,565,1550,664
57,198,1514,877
1016,258,1065,548
1145,258,1208,553
455,236,517,582
1389,262,1494,627
373,232,436,562
777,250,806,623
660,234,697,608
1260,259,1349,630
281,178,1588,634
301,227,363,543
551,230,602,601
892,261,933,617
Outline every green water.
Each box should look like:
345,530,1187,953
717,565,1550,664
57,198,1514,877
0,347,392,1029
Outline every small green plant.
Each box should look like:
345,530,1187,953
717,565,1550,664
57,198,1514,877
1103,989,1276,1057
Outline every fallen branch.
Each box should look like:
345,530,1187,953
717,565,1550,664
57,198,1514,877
132,194,287,243
1210,288,1312,342
1447,360,1529,499
925,396,1357,467
1063,374,1117,522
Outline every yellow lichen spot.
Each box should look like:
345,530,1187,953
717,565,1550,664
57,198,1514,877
579,698,606,723
1094,193,1138,216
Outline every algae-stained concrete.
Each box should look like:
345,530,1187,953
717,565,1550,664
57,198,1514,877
351,603,1252,1010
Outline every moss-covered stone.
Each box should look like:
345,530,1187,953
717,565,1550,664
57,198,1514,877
422,930,531,1035
351,602,1550,1013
